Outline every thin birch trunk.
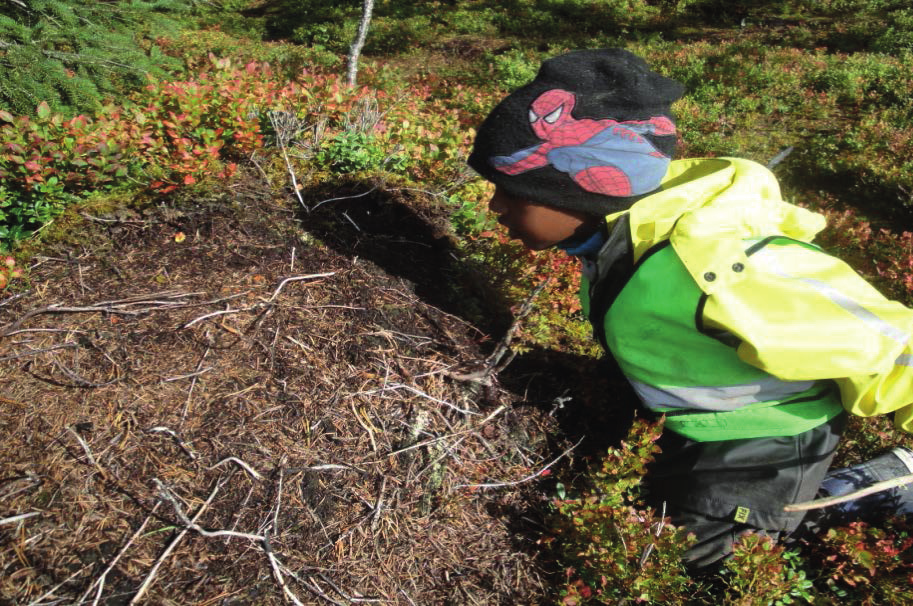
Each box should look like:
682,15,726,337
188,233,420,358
346,0,375,87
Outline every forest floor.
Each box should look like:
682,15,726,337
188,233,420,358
0,170,633,604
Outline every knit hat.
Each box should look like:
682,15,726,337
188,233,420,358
468,49,685,215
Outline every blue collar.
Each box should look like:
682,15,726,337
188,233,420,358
559,227,608,257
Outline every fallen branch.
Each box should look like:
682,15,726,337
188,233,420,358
449,278,551,386
129,480,223,604
78,504,160,606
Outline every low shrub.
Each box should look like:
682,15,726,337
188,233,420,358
545,418,696,605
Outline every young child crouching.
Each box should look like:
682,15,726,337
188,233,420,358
467,48,913,570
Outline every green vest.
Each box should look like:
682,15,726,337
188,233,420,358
582,240,843,442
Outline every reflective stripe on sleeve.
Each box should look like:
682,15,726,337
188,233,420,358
753,248,911,345
629,377,817,412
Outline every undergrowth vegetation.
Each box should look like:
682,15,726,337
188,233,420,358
2,0,913,602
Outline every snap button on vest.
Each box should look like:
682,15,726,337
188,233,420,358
732,262,745,272
704,272,716,282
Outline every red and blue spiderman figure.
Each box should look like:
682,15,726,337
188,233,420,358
490,89,676,197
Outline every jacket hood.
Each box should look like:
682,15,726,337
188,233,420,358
608,157,827,295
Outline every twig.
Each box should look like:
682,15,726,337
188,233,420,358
147,427,197,460
784,473,913,512
182,308,243,328
0,343,79,362
449,278,550,385
67,426,107,479
77,504,161,606
181,346,210,422
152,479,311,605
454,437,584,490
0,511,40,526
265,542,306,606
311,187,377,211
284,463,365,473
351,402,378,452
342,211,361,232
208,457,264,481
163,367,213,382
371,477,387,530
385,405,506,458
355,383,479,416
52,358,117,388
268,273,336,303
1,305,140,337
272,466,284,532
270,111,308,212
26,563,91,606
128,480,222,604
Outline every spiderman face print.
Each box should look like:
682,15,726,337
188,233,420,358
490,89,676,198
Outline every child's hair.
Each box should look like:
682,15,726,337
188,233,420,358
469,49,684,215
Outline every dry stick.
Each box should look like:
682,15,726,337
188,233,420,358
0,342,79,362
147,427,198,461
454,437,584,490
129,480,224,604
163,367,213,382
67,426,108,479
2,305,142,335
26,563,92,606
355,382,478,416
370,477,387,530
311,187,377,212
52,358,117,388
385,405,507,458
272,465,285,533
784,473,913,512
267,273,335,303
0,511,40,526
77,504,161,606
208,457,265,481
153,480,314,606
277,564,346,606
182,308,243,329
2,291,241,337
181,346,210,422
449,278,551,385
271,112,308,212
180,274,334,328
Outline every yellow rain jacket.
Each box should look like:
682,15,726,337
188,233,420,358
600,157,913,433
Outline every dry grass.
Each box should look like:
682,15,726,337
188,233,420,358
0,179,560,604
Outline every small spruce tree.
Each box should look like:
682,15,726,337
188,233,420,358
0,0,192,117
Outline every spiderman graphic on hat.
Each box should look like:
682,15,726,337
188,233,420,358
490,89,675,197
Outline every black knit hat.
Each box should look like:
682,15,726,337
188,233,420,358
468,49,685,215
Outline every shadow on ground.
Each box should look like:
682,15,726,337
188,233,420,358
301,180,643,583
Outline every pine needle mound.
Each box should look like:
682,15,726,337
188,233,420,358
0,179,559,604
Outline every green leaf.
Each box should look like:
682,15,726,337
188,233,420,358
0,111,13,123
36,101,51,120
556,482,566,499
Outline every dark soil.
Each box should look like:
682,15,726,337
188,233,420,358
0,172,629,604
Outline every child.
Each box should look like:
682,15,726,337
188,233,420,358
467,48,913,570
